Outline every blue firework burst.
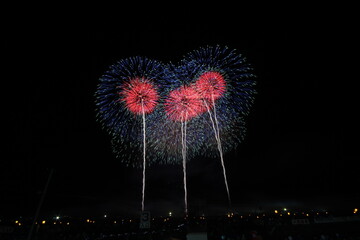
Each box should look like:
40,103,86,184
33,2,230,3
95,56,174,167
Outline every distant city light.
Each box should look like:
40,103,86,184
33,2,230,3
4,207,358,229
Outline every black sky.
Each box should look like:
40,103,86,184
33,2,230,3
2,11,357,217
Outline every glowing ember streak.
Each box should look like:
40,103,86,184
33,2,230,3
181,115,188,215
141,100,146,212
203,96,231,207
211,96,231,207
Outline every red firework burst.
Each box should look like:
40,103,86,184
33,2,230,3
120,77,159,114
165,85,206,121
194,71,226,100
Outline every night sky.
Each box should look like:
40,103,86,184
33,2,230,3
3,12,357,218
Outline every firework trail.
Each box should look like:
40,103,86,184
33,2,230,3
141,100,146,211
203,95,231,206
181,114,188,215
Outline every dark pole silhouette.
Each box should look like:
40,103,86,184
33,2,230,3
27,168,54,240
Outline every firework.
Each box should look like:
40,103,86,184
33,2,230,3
183,45,256,116
96,57,168,133
164,85,206,121
194,71,226,100
95,56,172,211
95,57,172,163
121,77,159,115
95,46,256,213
